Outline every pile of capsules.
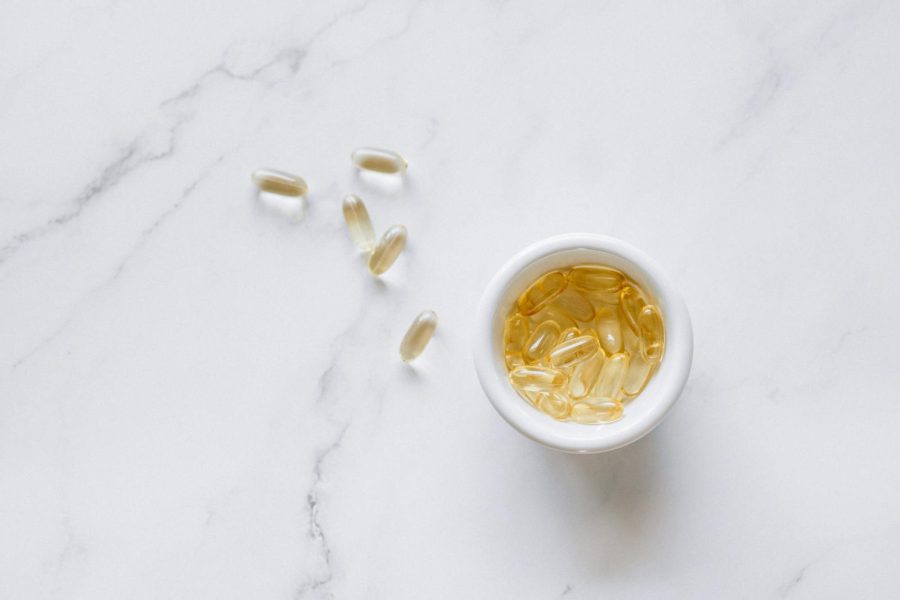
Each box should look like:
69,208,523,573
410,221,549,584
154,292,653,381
505,266,665,424
251,148,437,362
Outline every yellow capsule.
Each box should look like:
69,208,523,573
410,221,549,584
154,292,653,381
523,320,562,364
559,327,580,342
548,334,600,369
638,304,665,364
568,266,624,294
399,310,437,362
503,314,530,369
536,391,571,420
368,225,407,275
516,271,568,316
594,308,623,355
622,322,642,355
351,147,408,174
251,168,308,196
622,354,655,398
594,352,629,400
341,194,376,252
509,365,568,392
530,304,577,330
568,352,605,399
619,286,646,334
570,400,623,424
551,289,595,322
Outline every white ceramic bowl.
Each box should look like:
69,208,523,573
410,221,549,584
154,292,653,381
473,234,693,453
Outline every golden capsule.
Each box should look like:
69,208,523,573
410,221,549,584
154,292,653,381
536,392,571,420
351,147,408,174
548,335,600,369
509,365,568,392
570,400,623,424
568,266,624,294
368,225,407,275
594,308,623,355
399,310,437,362
523,320,562,364
568,352,605,399
622,354,655,398
559,327,580,343
251,168,308,196
503,314,530,369
341,194,376,252
638,304,665,364
530,304,577,330
618,286,646,334
551,289,595,322
594,352,629,400
516,271,567,316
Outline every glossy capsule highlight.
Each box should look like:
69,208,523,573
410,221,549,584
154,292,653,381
509,365,568,392
251,168,308,196
351,147,408,174
517,271,567,316
523,320,561,364
399,310,437,362
342,194,375,252
548,334,600,369
638,304,665,363
368,225,407,275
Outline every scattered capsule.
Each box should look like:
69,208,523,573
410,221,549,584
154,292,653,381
399,310,437,362
570,400,623,424
368,225,407,275
509,365,568,392
568,352,605,399
594,308,624,355
551,289,595,323
351,147,408,174
524,320,562,364
517,271,568,316
638,304,665,364
594,352,630,400
536,392,571,420
503,315,530,369
341,194,376,252
549,335,600,369
622,354,655,398
619,286,646,334
568,266,624,294
251,168,308,196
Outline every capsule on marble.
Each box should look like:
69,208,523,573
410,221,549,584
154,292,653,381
594,352,630,400
509,365,568,392
551,289,595,323
568,352,605,399
351,147,408,174
342,194,376,252
524,320,562,364
618,286,646,334
571,399,624,424
399,310,437,362
536,391,571,420
622,354,654,398
503,314,530,369
517,271,568,316
594,308,624,355
251,168,308,197
638,304,665,364
368,225,407,275
548,334,600,369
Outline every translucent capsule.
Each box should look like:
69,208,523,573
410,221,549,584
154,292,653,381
594,352,630,400
523,320,562,364
638,304,665,364
570,400,623,424
551,289,595,323
548,335,600,369
622,354,655,398
559,327,580,343
568,266,624,294
594,308,624,355
368,225,407,275
509,365,568,392
251,168,308,196
618,286,646,334
503,315,530,369
351,147,408,174
536,392,571,420
531,304,577,330
341,194,375,252
568,352,605,399
399,310,437,362
516,271,567,316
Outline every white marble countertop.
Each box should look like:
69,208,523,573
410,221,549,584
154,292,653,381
2,1,899,598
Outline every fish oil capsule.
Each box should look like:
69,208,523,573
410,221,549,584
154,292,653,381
548,335,600,369
341,194,376,252
568,266,624,294
618,286,646,334
351,147,408,174
509,365,568,392
536,392,571,420
523,320,562,364
594,352,630,400
568,352,605,399
399,310,437,362
622,354,654,398
251,168,308,196
638,304,665,364
559,327,580,343
570,401,623,424
368,225,407,275
531,305,577,330
516,271,567,316
503,314,530,369
551,289,595,323
594,308,623,355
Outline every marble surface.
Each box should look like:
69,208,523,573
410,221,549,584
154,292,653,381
2,0,899,598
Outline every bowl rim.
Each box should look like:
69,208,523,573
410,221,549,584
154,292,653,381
473,233,693,453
